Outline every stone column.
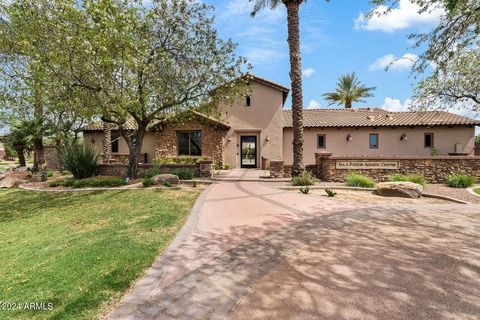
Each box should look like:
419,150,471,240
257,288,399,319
103,126,112,164
199,160,213,178
269,160,285,178
315,152,332,180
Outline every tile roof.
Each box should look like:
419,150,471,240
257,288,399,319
82,110,230,131
282,108,480,128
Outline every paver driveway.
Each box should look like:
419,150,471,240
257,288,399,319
109,181,480,320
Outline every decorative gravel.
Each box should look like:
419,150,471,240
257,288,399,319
424,184,480,204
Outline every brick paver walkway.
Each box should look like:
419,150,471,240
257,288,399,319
109,181,480,320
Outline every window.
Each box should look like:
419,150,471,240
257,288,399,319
369,133,379,149
177,131,202,156
245,96,251,107
111,139,119,153
424,133,434,148
317,134,326,149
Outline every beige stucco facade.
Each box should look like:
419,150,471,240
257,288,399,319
283,126,477,165
220,81,285,168
83,76,479,168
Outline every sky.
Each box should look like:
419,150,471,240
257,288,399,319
205,0,444,112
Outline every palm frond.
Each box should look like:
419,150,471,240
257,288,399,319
250,0,282,17
323,72,376,108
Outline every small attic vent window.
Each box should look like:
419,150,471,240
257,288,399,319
246,96,251,107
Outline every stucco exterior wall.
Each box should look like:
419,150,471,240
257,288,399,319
220,81,284,168
83,131,156,163
283,126,476,165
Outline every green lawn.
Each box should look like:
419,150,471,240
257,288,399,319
0,189,200,319
474,187,480,195
0,164,9,173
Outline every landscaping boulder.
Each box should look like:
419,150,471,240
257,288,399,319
151,174,180,185
375,181,423,199
0,176,27,188
0,174,6,181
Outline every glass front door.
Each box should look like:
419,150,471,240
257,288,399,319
240,136,257,168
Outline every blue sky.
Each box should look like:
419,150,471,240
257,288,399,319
206,0,444,111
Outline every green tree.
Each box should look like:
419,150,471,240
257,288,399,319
3,120,41,167
250,0,313,176
45,0,246,178
323,72,376,108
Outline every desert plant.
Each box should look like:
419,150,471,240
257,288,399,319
446,175,477,188
49,177,125,188
154,156,209,165
325,189,337,197
47,169,55,178
345,173,375,188
142,177,153,187
172,168,195,180
213,163,222,170
223,163,231,170
57,143,98,179
299,186,310,194
430,147,439,156
145,166,161,178
192,181,197,188
388,174,426,187
291,171,317,186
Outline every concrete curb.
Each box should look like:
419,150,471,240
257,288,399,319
466,185,480,198
211,177,291,182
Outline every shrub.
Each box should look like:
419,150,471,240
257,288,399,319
223,163,231,170
47,169,55,178
299,186,310,194
446,175,477,188
49,178,125,188
145,166,161,178
291,171,317,186
213,163,222,170
192,181,197,188
345,173,375,188
388,174,426,187
430,147,439,156
154,156,209,165
57,143,98,179
163,181,172,187
142,178,153,187
325,189,337,197
172,168,195,180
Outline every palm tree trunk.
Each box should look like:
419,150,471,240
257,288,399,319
15,145,26,167
285,1,305,176
32,79,44,172
345,101,352,108
102,124,112,163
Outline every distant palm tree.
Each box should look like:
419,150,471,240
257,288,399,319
323,72,376,108
251,0,307,176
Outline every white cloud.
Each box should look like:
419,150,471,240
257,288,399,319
244,48,286,65
302,68,316,78
354,0,444,33
381,97,412,112
369,53,419,71
307,100,321,109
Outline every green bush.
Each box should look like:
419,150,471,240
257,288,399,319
57,143,98,179
446,175,477,188
172,168,195,180
154,156,209,165
145,166,161,178
49,178,125,188
142,178,153,187
325,189,337,197
47,169,55,178
430,147,439,156
388,174,426,187
223,163,231,170
299,186,310,194
213,163,222,170
291,171,317,186
345,173,375,188
163,181,172,187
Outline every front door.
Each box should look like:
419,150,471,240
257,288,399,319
240,136,257,168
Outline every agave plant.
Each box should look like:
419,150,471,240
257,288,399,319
57,143,99,179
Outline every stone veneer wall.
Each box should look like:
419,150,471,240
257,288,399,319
154,120,227,166
315,153,480,183
283,164,317,178
95,161,213,178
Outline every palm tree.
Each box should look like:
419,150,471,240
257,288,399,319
251,0,305,176
3,121,34,167
323,72,376,108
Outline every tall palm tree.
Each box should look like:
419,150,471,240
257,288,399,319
251,0,306,176
323,72,376,108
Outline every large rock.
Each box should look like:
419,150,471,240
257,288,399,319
0,176,27,188
375,181,423,199
0,174,6,181
151,174,180,185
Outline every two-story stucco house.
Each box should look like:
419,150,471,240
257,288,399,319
83,74,480,168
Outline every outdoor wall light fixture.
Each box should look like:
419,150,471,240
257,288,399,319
400,133,407,141
346,134,352,142
265,136,270,142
